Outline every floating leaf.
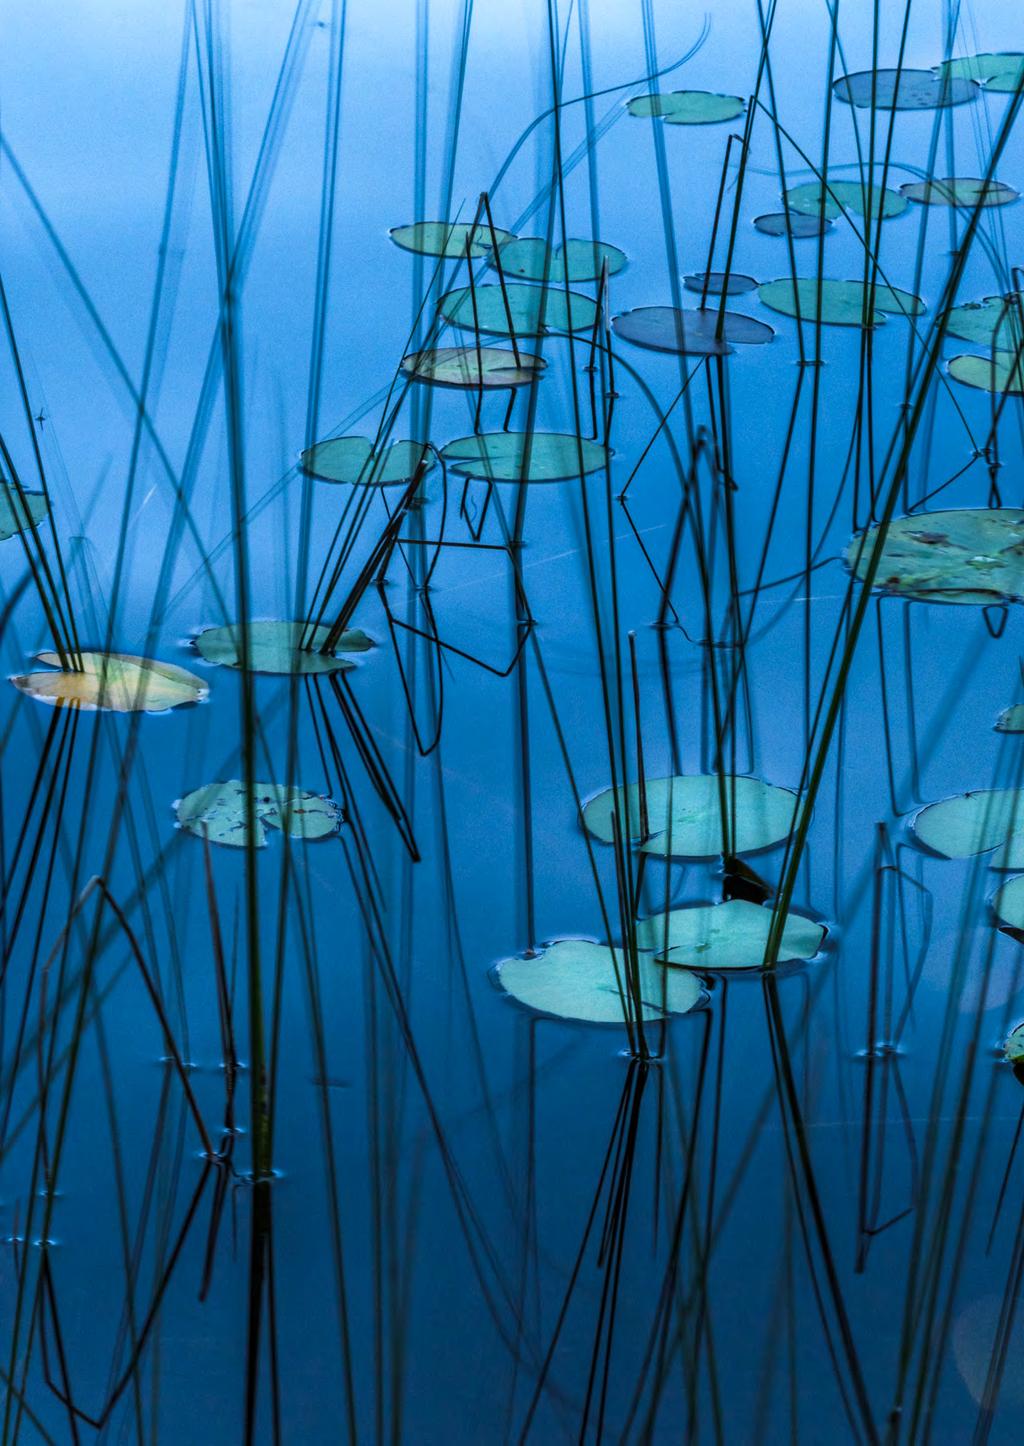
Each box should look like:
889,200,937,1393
637,898,825,972
493,238,626,282
757,277,924,327
0,485,47,541
1006,1020,1024,1063
900,176,1018,207
389,221,515,258
754,212,833,238
439,283,598,336
612,306,773,356
400,347,547,390
583,774,800,858
943,295,1024,348
833,68,976,109
948,352,1024,395
784,181,908,222
176,779,342,848
12,652,207,714
912,790,1024,868
996,876,1024,928
846,508,1024,604
997,705,1024,732
440,432,609,483
936,53,1024,92
683,272,758,296
300,437,433,486
626,90,744,125
495,938,702,1023
194,620,372,675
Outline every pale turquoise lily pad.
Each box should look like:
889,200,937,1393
683,272,758,296
176,780,343,848
948,352,1024,395
12,652,208,713
626,90,744,125
935,54,1024,92
833,68,976,109
441,432,609,483
943,295,1024,349
493,238,626,282
300,437,433,486
754,212,833,239
912,790,1024,868
900,177,1017,207
400,347,546,389
612,306,773,356
758,277,924,327
637,898,825,972
1005,1020,1024,1062
439,283,598,336
845,509,1024,604
495,937,703,1023
582,774,800,858
0,485,47,541
994,877,1024,929
389,221,515,258
194,619,372,675
996,706,1024,732
784,181,908,222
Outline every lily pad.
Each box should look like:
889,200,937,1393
754,212,833,238
194,620,372,675
758,277,924,327
626,90,745,125
784,181,908,222
493,238,626,282
389,221,515,258
582,774,800,858
300,437,433,486
176,779,342,848
440,432,609,483
683,272,758,296
612,306,773,356
833,69,977,109
845,508,1024,604
912,790,1024,867
12,652,208,713
495,937,703,1023
1006,1020,1024,1063
995,876,1024,929
997,705,1024,732
948,352,1024,395
439,283,598,336
400,347,547,390
936,54,1024,92
637,898,825,972
943,295,1024,349
900,177,1018,207
0,485,47,541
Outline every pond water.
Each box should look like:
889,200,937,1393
1,0,1023,1440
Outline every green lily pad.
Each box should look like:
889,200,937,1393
845,508,1024,604
936,54,1024,92
833,68,977,109
637,898,825,972
943,295,1024,349
194,619,372,675
495,937,703,1023
440,432,609,483
997,706,1024,732
439,283,598,336
389,221,515,258
400,346,547,389
626,90,745,125
758,277,924,327
0,485,47,541
784,181,908,222
12,652,208,713
612,306,773,355
995,876,1024,929
683,272,758,296
176,779,342,848
754,212,833,238
948,352,1024,395
300,437,433,486
913,790,1024,867
1005,1020,1024,1062
900,177,1018,207
582,774,800,858
493,238,626,282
